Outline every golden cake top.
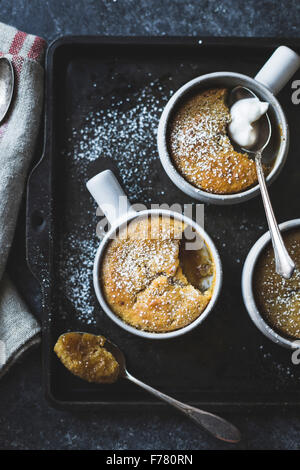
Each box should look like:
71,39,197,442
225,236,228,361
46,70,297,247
101,215,214,333
169,88,260,194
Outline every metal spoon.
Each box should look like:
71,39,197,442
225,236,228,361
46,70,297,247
57,332,240,442
0,57,14,123
230,86,295,280
102,336,241,443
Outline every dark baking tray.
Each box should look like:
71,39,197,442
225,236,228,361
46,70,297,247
27,36,300,410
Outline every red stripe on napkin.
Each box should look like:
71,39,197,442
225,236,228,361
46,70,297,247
0,26,46,140
12,55,24,83
27,36,46,61
9,31,27,55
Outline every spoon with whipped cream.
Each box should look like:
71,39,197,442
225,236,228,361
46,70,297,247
229,95,269,149
229,86,295,280
54,332,241,443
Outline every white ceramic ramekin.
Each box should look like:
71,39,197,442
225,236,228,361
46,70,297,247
242,219,300,349
157,46,300,205
87,169,222,339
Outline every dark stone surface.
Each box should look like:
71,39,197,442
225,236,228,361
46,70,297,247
1,0,300,451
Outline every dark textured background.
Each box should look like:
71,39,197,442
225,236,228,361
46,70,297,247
1,0,300,451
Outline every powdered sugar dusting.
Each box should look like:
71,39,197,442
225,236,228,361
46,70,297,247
101,216,213,332
58,80,173,325
169,88,258,194
66,80,174,202
59,231,98,325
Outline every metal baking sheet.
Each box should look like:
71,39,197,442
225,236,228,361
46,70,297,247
26,36,300,409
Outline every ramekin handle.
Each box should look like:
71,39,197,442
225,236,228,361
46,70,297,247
86,170,135,226
255,46,300,95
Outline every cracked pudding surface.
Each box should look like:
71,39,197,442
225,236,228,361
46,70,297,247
169,88,261,195
100,215,215,332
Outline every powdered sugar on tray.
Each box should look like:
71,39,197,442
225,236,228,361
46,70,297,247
58,80,173,325
59,231,99,324
66,80,173,201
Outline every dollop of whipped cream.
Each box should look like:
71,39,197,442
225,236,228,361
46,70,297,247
228,97,269,148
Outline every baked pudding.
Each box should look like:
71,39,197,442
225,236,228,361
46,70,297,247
254,229,300,339
168,88,265,194
100,215,215,333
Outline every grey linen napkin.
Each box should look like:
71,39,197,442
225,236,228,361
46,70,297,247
0,23,46,377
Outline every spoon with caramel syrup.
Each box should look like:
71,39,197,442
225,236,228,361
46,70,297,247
55,332,241,443
230,86,295,280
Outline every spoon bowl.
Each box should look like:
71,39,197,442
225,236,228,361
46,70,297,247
103,337,127,378
0,57,14,123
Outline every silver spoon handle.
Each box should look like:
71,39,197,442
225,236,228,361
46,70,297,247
255,152,295,279
125,371,240,443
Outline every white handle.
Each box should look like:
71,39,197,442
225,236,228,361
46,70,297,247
86,170,135,226
255,46,300,95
